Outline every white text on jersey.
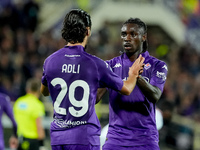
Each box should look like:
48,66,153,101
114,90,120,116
62,64,80,73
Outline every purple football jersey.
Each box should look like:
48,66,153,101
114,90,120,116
0,93,17,150
52,144,100,150
41,45,123,146
105,51,168,147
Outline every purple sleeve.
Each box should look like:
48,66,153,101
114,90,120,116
3,96,17,137
41,60,48,86
150,62,168,92
98,60,123,91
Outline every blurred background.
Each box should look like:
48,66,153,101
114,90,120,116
0,0,200,150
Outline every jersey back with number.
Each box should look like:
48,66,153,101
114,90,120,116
41,45,123,145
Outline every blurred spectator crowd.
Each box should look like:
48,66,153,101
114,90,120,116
0,0,66,101
0,0,200,149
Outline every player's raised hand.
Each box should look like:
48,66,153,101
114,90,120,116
129,54,145,77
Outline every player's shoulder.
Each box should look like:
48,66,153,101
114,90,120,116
0,93,10,102
146,55,168,72
154,57,167,68
108,55,121,62
84,52,106,65
84,53,114,73
84,52,101,60
147,53,166,65
0,92,7,98
105,55,121,67
44,47,65,63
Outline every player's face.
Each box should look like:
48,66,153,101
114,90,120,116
121,23,145,56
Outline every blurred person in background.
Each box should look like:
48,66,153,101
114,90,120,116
13,78,45,150
96,18,168,150
40,9,144,150
0,92,18,150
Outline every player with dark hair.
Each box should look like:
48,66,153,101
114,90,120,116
0,93,18,150
97,18,168,150
40,9,145,150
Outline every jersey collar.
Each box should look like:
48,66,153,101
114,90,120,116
64,45,85,52
122,51,150,60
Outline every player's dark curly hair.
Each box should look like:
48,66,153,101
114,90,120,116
61,9,92,44
123,18,148,52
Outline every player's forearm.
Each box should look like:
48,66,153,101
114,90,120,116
38,130,45,140
13,124,18,138
96,88,107,104
121,74,138,95
137,75,161,103
36,117,45,140
40,84,50,96
10,117,17,137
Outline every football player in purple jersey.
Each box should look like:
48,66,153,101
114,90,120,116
97,18,168,150
0,93,18,150
40,9,144,150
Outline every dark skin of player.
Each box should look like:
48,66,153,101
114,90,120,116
96,23,162,104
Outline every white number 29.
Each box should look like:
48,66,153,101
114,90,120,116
51,78,89,117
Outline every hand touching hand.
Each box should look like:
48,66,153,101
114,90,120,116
129,55,145,77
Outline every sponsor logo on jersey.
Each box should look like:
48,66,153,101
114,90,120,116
144,63,151,70
156,71,166,81
162,65,168,71
65,54,80,57
54,118,87,128
113,63,122,68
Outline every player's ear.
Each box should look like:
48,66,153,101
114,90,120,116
86,27,91,37
142,33,147,42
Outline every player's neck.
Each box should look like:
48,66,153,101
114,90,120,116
126,52,139,62
126,49,143,62
67,43,85,47
67,36,88,48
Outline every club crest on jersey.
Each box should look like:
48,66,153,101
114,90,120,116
144,63,151,70
113,63,122,68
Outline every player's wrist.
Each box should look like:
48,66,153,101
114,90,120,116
129,73,138,79
137,75,142,79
